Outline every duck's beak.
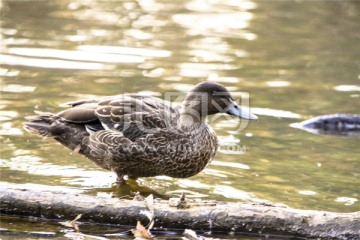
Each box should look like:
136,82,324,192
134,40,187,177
226,101,258,120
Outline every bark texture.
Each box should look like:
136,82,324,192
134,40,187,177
1,183,359,239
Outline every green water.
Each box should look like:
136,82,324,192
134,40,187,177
1,0,359,238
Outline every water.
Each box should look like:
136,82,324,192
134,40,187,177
1,0,359,238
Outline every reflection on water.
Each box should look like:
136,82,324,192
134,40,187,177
6,47,145,63
77,45,172,58
334,84,360,92
0,54,114,70
1,0,360,230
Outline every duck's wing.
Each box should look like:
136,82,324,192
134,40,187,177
82,128,175,176
82,129,133,169
56,95,121,123
57,94,181,141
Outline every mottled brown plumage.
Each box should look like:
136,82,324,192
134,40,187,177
24,81,257,183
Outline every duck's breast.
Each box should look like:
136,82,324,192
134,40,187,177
154,126,218,178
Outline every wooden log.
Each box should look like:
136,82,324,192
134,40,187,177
0,183,359,239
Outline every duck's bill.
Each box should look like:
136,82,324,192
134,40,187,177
226,102,258,120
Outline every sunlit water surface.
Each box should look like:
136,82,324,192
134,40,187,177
1,0,359,238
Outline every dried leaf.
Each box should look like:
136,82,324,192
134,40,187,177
59,214,82,232
59,220,74,228
169,192,190,209
144,194,155,230
147,218,155,231
73,214,83,222
183,229,200,240
145,194,154,217
131,221,153,239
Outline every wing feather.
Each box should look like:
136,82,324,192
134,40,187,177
58,94,180,141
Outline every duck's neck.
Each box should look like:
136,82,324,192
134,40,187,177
178,105,207,132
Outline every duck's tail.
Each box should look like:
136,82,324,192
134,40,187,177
23,112,57,137
23,111,88,151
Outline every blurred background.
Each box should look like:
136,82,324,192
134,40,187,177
1,0,359,238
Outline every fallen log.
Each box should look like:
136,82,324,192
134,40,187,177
0,183,359,239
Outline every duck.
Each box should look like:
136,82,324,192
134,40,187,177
24,81,258,183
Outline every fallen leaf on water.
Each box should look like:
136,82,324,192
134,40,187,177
59,221,75,228
131,221,153,239
59,214,82,232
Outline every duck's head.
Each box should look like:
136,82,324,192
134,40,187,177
182,81,258,121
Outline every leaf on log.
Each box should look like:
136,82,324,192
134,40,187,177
131,221,153,239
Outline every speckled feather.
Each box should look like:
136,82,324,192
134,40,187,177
23,82,253,182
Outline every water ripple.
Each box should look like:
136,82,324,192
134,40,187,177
0,54,113,70
7,47,144,64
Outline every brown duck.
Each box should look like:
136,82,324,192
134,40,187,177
24,81,258,183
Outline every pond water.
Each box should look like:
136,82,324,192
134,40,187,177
1,0,359,238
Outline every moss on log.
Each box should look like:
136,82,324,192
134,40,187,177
1,183,359,239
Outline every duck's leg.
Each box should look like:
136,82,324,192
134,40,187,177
114,171,138,185
115,173,126,185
